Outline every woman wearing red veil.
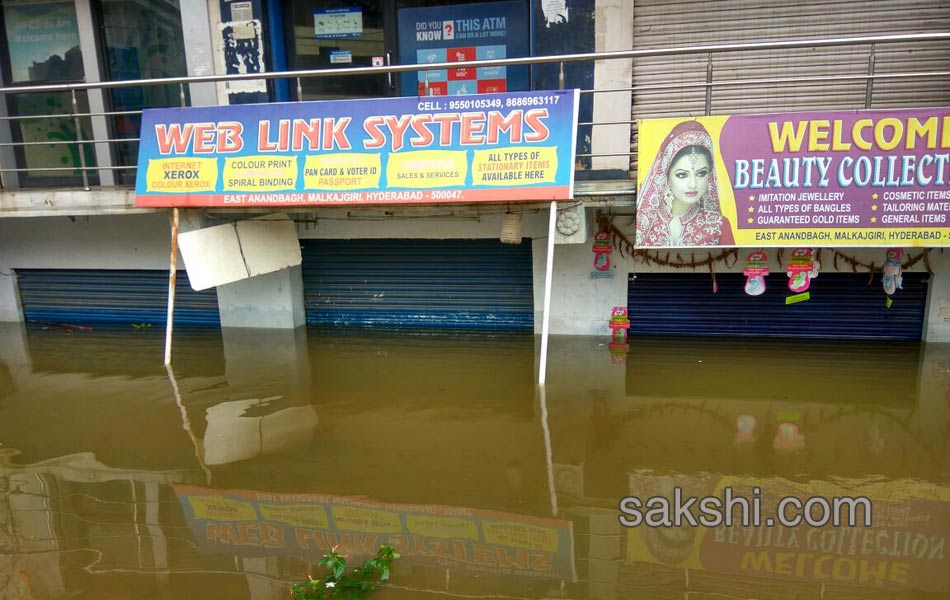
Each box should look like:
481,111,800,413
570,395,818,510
636,120,734,247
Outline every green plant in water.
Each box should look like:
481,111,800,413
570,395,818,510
290,545,399,600
131,323,152,331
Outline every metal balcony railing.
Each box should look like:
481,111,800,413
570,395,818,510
0,32,946,193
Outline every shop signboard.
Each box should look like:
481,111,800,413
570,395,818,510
636,108,950,248
134,89,579,208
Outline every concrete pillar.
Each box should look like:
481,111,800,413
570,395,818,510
0,271,22,323
915,343,950,455
592,0,633,173
221,325,311,389
0,321,31,398
532,231,628,336
923,250,950,342
216,265,307,329
182,1,217,106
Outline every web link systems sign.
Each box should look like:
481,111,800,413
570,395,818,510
134,90,579,208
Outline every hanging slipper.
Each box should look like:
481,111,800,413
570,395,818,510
787,248,816,293
743,251,769,296
592,231,612,271
882,247,904,296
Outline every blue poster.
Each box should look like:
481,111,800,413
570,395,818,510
397,1,529,97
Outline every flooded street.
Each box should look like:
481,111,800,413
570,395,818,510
0,323,948,599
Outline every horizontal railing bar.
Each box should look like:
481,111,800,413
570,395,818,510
576,152,635,158
0,33,944,95
0,166,95,172
0,109,146,122
580,88,631,95
579,120,634,126
0,137,140,147
2,68,940,116
0,140,79,147
634,69,950,92
0,165,139,173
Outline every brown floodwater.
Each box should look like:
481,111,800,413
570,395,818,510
0,322,948,599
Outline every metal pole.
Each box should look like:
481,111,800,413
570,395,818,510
163,208,179,366
538,201,557,384
71,89,89,191
865,44,877,109
705,53,713,116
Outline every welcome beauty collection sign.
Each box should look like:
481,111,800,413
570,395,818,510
637,107,950,248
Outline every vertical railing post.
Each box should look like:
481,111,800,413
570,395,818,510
296,77,303,101
558,62,565,90
865,44,876,109
71,88,90,191
704,53,713,116
178,82,187,108
424,71,431,96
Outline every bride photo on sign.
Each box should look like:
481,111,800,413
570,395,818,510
636,120,734,248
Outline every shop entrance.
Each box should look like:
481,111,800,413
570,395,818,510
627,272,929,341
282,0,530,100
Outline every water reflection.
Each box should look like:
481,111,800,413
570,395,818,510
0,322,946,599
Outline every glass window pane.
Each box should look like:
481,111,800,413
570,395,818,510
288,0,388,99
99,0,188,181
12,90,96,182
2,0,84,83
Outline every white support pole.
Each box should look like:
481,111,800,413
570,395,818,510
167,363,213,485
538,201,557,384
164,208,180,366
538,384,559,517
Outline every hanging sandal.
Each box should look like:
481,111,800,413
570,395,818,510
882,248,904,295
743,251,769,296
787,248,815,293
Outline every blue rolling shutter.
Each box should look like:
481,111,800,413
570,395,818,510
16,269,220,327
301,239,534,330
628,272,927,340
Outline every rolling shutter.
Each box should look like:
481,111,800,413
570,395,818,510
630,0,950,177
301,239,534,330
627,272,927,340
16,269,220,327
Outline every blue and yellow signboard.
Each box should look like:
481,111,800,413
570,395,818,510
134,90,579,208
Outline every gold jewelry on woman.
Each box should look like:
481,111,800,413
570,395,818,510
663,187,674,210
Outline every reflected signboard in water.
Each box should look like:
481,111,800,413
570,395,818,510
625,473,950,595
174,485,577,581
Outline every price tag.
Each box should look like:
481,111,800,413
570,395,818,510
786,292,810,305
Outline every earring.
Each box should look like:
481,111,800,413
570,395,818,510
663,187,674,210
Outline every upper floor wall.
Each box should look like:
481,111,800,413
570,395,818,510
0,0,945,209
